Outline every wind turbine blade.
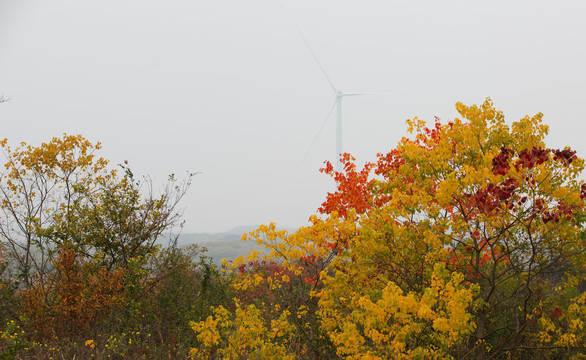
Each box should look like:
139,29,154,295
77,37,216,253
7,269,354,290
297,26,337,94
300,99,337,165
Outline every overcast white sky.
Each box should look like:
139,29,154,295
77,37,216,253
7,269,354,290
1,1,585,233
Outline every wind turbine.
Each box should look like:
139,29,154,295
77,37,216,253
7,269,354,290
299,29,399,172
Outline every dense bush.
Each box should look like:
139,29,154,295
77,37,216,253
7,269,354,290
0,135,231,359
0,241,230,359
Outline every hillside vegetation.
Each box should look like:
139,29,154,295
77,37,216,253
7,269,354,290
1,99,585,359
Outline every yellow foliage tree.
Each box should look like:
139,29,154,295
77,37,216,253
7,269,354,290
0,135,192,285
0,135,109,286
191,99,586,359
313,99,586,358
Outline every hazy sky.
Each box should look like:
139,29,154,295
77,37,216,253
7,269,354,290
1,1,585,233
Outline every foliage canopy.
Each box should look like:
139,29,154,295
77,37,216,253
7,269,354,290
192,99,586,359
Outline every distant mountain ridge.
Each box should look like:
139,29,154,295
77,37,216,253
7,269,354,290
175,226,298,265
174,225,260,246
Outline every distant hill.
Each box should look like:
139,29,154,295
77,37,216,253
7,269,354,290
174,225,260,246
174,226,297,265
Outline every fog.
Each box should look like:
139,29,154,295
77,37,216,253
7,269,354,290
1,1,585,233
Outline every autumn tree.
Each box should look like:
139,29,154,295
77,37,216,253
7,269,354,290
317,99,586,359
0,134,192,285
0,135,107,287
192,99,585,359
